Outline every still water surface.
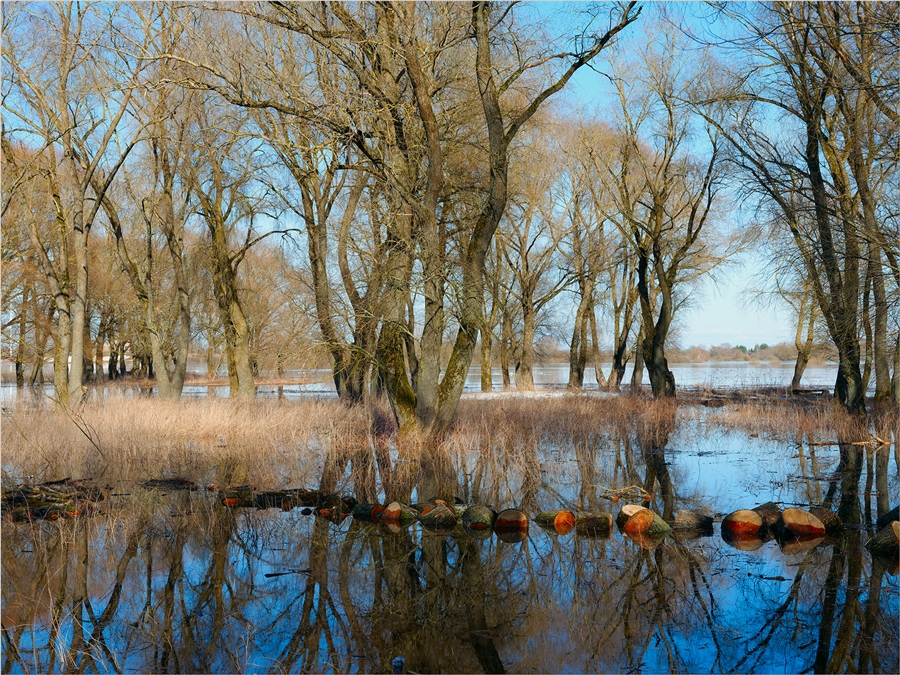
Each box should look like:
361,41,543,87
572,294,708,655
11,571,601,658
0,361,852,404
2,411,897,674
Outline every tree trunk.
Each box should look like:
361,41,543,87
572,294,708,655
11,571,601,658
630,332,644,394
516,303,536,390
480,332,493,392
589,310,607,388
792,290,816,391
568,293,590,389
14,286,28,388
500,312,512,390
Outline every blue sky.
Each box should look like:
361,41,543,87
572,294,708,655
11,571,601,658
534,1,795,348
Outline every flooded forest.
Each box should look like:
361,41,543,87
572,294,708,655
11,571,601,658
2,2,899,674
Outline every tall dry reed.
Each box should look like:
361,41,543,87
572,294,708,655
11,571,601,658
1,392,369,488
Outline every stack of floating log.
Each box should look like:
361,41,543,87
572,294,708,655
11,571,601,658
218,486,357,520
1,478,106,522
721,501,843,553
9,477,893,563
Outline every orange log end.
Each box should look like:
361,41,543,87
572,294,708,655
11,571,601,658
722,509,764,535
622,507,654,536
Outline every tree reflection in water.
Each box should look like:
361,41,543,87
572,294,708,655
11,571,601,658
2,411,897,673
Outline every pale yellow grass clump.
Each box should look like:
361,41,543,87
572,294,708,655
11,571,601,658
1,392,369,488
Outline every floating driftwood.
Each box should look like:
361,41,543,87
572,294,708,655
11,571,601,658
413,497,467,519
865,521,899,558
218,487,356,520
752,502,782,530
352,503,386,522
536,510,576,535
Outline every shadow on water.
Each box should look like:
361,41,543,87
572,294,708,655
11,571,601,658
2,406,898,674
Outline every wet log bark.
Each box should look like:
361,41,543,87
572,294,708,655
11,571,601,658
418,502,457,530
752,501,783,530
493,509,528,533
377,501,418,525
865,520,899,558
575,512,613,538
876,505,899,530
462,505,496,530
809,506,844,535
672,509,714,532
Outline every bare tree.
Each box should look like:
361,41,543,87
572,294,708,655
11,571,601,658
2,2,152,405
601,26,728,398
702,1,899,415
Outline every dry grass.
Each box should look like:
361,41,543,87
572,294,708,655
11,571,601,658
1,392,370,488
3,391,894,495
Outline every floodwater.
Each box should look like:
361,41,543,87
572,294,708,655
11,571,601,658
0,361,850,404
2,409,897,674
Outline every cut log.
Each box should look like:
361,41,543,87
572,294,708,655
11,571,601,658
462,505,496,530
876,506,899,530
619,506,671,539
779,534,824,555
493,509,528,535
351,503,385,522
779,508,826,537
721,529,766,551
535,510,576,535
622,507,654,535
616,504,649,531
575,512,613,538
865,521,899,558
752,502,782,530
722,509,764,536
809,506,843,535
377,501,418,526
672,509,714,533
419,502,458,530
